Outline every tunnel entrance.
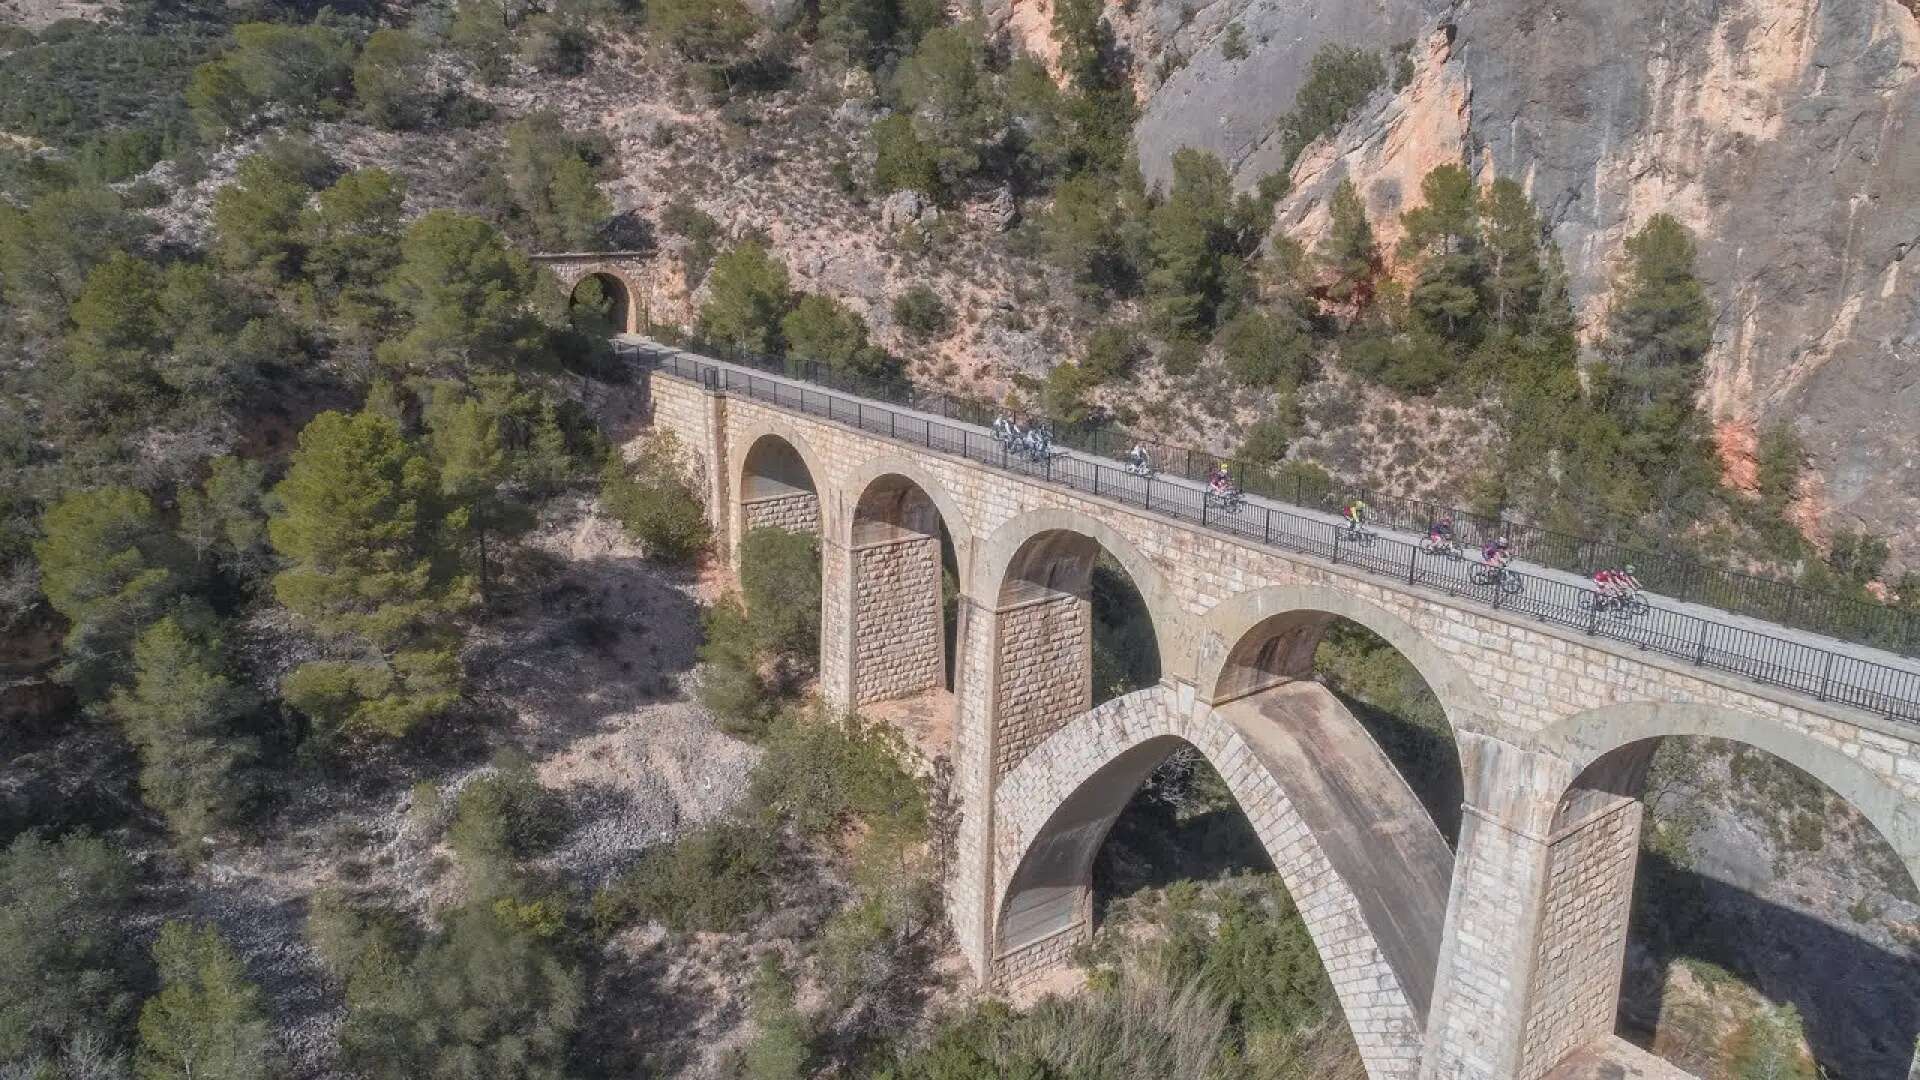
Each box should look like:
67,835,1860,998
568,272,634,337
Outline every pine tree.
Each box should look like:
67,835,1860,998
271,409,466,739
35,486,193,700
135,922,273,1080
1399,164,1483,340
699,241,794,355
380,211,536,374
1144,149,1260,339
211,150,314,288
179,457,271,584
1478,177,1546,330
430,397,522,599
0,831,137,1064
301,168,408,345
1319,180,1379,311
111,618,258,849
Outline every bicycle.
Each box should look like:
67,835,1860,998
1580,587,1650,618
1470,561,1525,595
1420,535,1463,559
1340,518,1376,544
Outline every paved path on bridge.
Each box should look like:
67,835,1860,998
1222,683,1453,1018
625,336,1920,712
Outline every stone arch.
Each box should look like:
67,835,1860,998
840,464,971,707
974,508,1181,778
974,506,1184,654
992,685,1426,1080
1544,701,1920,893
567,270,639,336
838,454,974,586
1193,583,1492,735
730,421,829,545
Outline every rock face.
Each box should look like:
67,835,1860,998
1170,0,1920,565
1129,0,1448,190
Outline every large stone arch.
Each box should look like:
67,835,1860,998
729,420,830,549
1544,700,1920,892
992,685,1426,1080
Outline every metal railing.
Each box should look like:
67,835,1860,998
633,333,1920,661
620,339,1920,726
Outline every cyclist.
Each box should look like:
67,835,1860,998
1343,499,1369,531
1125,442,1151,474
1594,564,1641,601
1207,460,1234,495
1481,536,1512,570
992,414,1013,445
1428,513,1455,544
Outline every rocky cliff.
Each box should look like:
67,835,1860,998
1117,0,1920,565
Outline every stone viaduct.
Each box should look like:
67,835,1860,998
628,340,1920,1080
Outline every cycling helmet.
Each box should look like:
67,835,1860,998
1624,564,1636,575
1497,536,1511,547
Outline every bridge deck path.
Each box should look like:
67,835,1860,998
625,337,1920,719
1220,682,1453,1019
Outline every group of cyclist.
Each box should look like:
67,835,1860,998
992,414,1055,460
1420,513,1640,599
1013,416,1645,606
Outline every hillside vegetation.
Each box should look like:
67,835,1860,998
1,0,1916,1077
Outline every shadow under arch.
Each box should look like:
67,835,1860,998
839,454,974,587
974,506,1185,658
1193,583,1493,735
731,422,830,545
842,466,969,709
1543,702,1920,1079
567,270,638,336
991,686,1427,1079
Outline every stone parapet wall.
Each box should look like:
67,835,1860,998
853,536,944,703
993,595,1091,779
1518,795,1642,1080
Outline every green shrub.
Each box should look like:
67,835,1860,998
591,822,778,934
747,713,926,843
323,900,583,1080
661,196,723,283
1218,309,1311,390
1220,23,1249,61
890,284,950,342
354,29,432,131
600,433,710,563
739,526,820,667
742,953,811,1080
871,113,941,197
448,751,565,886
696,597,778,738
699,241,794,354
